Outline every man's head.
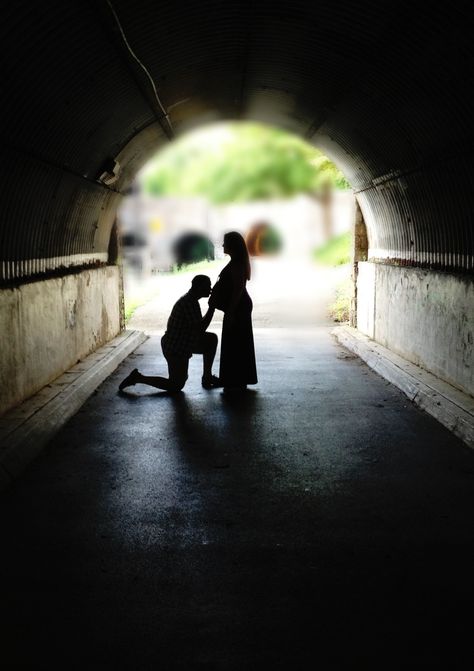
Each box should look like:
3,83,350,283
191,274,212,298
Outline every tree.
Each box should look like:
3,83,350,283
141,122,350,203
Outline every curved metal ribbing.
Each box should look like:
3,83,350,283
353,163,474,271
1,0,474,284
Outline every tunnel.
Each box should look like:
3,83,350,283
246,222,283,256
1,1,473,413
1,2,474,668
172,232,215,267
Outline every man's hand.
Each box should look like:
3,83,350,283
208,292,216,309
202,306,215,331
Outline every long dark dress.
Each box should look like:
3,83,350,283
218,262,258,387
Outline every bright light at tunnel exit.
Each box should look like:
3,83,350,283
117,121,355,330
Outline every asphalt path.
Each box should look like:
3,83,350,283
1,327,473,669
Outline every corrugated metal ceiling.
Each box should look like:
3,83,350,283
1,0,473,284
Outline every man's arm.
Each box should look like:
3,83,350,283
201,306,215,332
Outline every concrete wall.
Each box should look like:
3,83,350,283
118,191,356,271
357,263,474,396
0,266,121,415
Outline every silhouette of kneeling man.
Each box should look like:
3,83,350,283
119,275,221,393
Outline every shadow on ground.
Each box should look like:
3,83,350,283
1,329,473,669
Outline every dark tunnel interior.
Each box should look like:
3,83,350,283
1,0,474,285
1,2,474,669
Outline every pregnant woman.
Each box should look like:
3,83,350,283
210,231,258,392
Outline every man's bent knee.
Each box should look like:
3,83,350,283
166,354,189,390
168,375,187,392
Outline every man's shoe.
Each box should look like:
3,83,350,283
201,375,222,389
119,368,140,391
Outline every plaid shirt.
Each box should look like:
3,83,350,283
161,292,202,358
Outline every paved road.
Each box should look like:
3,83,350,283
1,328,473,669
127,256,349,332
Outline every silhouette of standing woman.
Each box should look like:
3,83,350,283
210,231,257,392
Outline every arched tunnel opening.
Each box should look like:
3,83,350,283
116,120,355,333
172,233,215,267
246,222,283,257
1,2,474,668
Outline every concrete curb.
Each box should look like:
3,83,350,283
0,329,148,490
333,325,474,450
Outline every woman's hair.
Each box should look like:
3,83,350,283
224,231,251,280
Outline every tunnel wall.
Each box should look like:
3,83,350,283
0,267,121,416
357,263,474,396
1,1,474,410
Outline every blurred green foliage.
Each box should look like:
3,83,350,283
313,232,351,266
329,277,352,323
141,123,350,203
260,226,283,255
